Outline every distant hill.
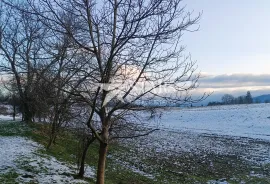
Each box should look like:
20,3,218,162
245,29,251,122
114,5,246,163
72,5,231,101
253,94,270,103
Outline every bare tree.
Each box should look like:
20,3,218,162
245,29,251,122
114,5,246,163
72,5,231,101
222,94,235,105
0,2,85,156
0,2,48,122
5,0,205,183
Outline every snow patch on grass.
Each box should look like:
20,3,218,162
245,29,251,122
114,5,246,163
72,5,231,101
207,179,228,184
0,136,39,174
0,136,95,183
109,154,155,179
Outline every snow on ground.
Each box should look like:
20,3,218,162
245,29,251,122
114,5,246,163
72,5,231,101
115,104,270,183
207,180,229,184
0,114,15,121
108,154,155,180
1,103,270,183
0,135,95,183
158,103,270,141
146,104,270,165
134,104,270,165
0,137,39,173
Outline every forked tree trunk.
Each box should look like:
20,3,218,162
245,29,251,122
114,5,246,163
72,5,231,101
96,142,108,184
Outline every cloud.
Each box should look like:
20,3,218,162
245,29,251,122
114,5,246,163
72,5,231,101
189,73,270,105
198,73,270,88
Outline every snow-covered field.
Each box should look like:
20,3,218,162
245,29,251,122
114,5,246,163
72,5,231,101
159,103,270,140
116,104,270,183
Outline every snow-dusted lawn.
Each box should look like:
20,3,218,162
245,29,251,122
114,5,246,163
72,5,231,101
0,122,95,184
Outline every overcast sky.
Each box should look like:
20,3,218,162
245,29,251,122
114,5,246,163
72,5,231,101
181,0,270,100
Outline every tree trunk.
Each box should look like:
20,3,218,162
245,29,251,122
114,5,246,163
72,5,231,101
47,134,56,149
77,145,88,178
96,142,108,184
13,104,16,121
78,137,96,178
47,109,59,149
23,103,33,123
53,134,57,144
38,115,41,122
24,111,32,123
47,123,56,149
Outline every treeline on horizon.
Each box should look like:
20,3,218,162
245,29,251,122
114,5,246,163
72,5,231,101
208,91,270,106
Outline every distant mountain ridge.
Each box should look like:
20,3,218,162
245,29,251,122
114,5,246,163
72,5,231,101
253,94,270,103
